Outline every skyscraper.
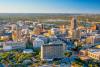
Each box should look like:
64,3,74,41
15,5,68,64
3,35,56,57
71,16,78,31
70,16,80,39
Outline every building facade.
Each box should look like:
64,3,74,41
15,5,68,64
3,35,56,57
69,17,80,39
41,44,65,61
87,49,100,60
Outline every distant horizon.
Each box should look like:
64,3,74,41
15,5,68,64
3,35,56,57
0,12,100,15
0,12,100,14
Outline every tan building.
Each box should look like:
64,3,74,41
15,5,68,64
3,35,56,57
87,49,100,60
70,17,78,31
59,25,66,33
72,29,80,39
41,43,66,61
87,34,100,44
79,50,90,60
70,17,80,39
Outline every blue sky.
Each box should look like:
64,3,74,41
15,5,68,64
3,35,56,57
0,0,99,13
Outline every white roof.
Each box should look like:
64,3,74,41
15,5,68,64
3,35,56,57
35,38,44,42
23,49,33,53
88,49,100,56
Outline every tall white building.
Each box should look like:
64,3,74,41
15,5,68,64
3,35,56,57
33,38,44,48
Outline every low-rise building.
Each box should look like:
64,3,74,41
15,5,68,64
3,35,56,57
87,49,100,60
3,41,26,51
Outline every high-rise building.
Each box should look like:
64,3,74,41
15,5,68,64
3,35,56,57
70,17,78,31
72,29,80,39
70,17,80,39
41,43,66,61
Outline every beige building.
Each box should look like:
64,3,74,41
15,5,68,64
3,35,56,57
79,49,100,60
69,17,80,39
92,34,100,44
87,49,100,60
70,17,78,31
41,43,66,61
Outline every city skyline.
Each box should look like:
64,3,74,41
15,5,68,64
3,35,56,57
0,0,100,14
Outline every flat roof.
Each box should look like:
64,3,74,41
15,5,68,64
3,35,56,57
42,44,63,46
88,49,100,55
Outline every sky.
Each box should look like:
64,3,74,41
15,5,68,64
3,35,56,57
0,0,100,13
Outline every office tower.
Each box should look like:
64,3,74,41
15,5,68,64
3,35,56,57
71,17,78,31
70,17,80,39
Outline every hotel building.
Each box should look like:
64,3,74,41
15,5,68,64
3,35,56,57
41,43,66,61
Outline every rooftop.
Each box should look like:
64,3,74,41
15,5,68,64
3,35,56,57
88,49,100,56
95,45,100,48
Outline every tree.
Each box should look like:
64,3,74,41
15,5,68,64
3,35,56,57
73,42,83,52
88,64,93,67
64,52,72,57
0,52,11,67
74,58,85,67
64,51,72,64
